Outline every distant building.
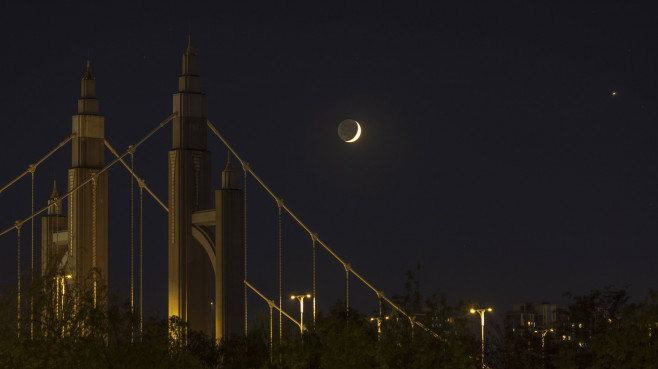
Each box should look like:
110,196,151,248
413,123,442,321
505,303,557,332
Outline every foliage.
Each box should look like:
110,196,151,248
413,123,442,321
0,266,483,369
549,289,658,369
17,268,657,368
499,288,658,369
0,271,205,369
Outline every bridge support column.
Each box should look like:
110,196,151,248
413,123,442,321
168,38,214,336
215,156,244,340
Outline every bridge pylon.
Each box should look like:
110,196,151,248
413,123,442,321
168,38,244,339
41,60,109,310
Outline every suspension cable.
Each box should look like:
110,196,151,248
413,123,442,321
277,199,283,341
54,181,61,323
242,164,248,337
68,187,73,256
139,183,144,339
92,175,97,308
207,119,443,340
0,133,75,197
0,113,176,239
379,294,383,319
244,280,303,331
345,264,350,322
130,153,135,320
30,171,34,339
312,233,316,325
105,140,168,212
16,222,21,338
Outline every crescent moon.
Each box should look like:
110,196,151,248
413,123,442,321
346,121,362,142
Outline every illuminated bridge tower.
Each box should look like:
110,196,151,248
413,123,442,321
67,61,109,305
214,155,245,339
41,181,67,275
168,39,214,335
168,40,245,339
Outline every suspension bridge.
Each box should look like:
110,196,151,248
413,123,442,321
0,40,438,348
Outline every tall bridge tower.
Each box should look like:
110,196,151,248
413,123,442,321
168,39,214,335
68,61,109,305
167,39,245,339
39,40,243,339
41,62,110,303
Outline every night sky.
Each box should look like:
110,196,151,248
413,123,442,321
1,1,657,325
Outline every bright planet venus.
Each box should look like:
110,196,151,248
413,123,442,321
338,119,362,142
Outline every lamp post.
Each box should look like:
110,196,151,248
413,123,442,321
534,328,554,361
369,315,389,341
291,294,311,333
470,307,492,369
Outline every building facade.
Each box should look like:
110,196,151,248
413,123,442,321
506,303,557,332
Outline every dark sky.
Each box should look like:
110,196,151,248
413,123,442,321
1,1,657,325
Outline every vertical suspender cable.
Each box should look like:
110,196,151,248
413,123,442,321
130,155,134,315
312,235,316,325
54,181,60,325
16,223,21,338
277,201,282,341
410,318,415,340
379,296,383,320
269,306,273,363
68,176,74,316
139,184,144,339
68,186,73,258
243,167,248,337
345,268,349,322
30,171,34,339
92,175,97,308
130,154,135,341
276,199,283,343
55,276,59,319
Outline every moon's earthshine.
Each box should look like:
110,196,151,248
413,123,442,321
338,119,362,142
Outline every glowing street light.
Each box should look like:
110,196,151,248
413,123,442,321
534,328,554,360
369,315,389,341
291,294,311,333
470,307,492,369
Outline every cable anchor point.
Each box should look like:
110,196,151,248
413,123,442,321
240,160,250,173
136,177,146,190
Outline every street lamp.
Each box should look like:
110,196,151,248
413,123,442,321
369,315,389,341
290,294,311,333
470,307,492,369
534,328,554,361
